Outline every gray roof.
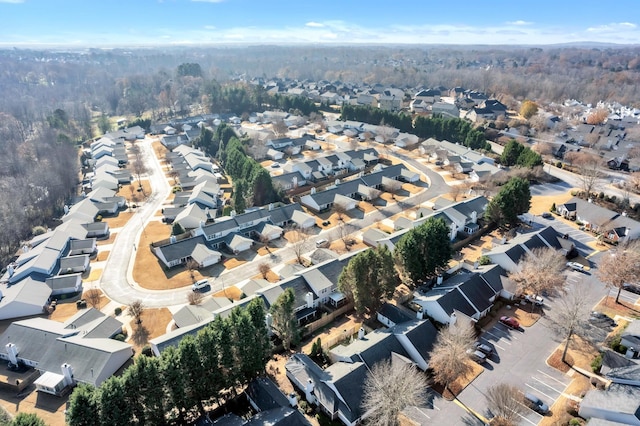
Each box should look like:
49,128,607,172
378,303,412,324
46,274,81,291
581,384,640,418
59,255,89,272
246,377,290,411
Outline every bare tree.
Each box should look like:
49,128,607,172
287,227,309,264
586,108,608,125
259,234,271,253
533,141,554,157
127,300,144,324
508,247,566,306
186,259,199,283
335,222,355,251
383,179,403,200
332,203,348,221
631,172,640,192
546,286,593,363
187,291,204,306
363,187,382,202
485,383,526,426
573,153,603,198
596,241,640,304
361,360,428,426
429,322,476,396
168,168,180,185
85,289,102,309
258,262,272,280
272,119,288,138
449,184,463,202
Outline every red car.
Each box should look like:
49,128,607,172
499,316,520,329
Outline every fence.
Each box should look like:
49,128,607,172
319,324,363,351
303,302,354,335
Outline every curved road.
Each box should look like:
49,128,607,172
99,140,450,307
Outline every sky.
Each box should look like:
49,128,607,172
1,0,640,47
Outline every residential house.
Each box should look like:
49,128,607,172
0,308,132,394
378,93,401,112
414,89,440,104
557,197,640,241
579,384,640,425
432,102,460,118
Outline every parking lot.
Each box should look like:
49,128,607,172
522,212,597,250
451,316,572,425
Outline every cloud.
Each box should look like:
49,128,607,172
0,0,25,3
305,22,324,28
587,22,637,32
204,25,216,30
506,20,532,26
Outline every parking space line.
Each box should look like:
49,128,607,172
516,411,539,426
480,336,505,351
482,329,512,345
532,377,563,396
537,370,569,387
525,383,557,402
413,407,430,419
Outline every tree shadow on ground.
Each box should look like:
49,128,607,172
132,323,150,346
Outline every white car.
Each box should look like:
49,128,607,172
566,261,585,272
192,279,209,291
524,294,544,306
315,239,329,248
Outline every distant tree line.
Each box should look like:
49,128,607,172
340,104,490,151
66,298,271,426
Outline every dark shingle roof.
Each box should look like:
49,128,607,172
457,274,493,313
438,288,476,317
378,303,412,325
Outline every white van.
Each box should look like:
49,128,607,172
315,239,330,248
192,279,209,291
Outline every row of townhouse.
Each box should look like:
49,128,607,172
273,148,380,191
149,250,358,356
419,138,503,182
556,197,640,243
152,202,316,270
85,131,136,191
0,187,123,320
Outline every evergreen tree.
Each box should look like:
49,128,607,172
245,298,271,374
270,288,301,350
393,217,453,284
160,346,189,424
178,335,209,415
67,384,99,426
134,356,167,426
10,413,46,426
338,246,399,314
97,377,133,426
196,324,224,402
233,179,247,214
485,177,531,226
500,139,525,166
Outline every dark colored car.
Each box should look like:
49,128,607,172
466,349,487,364
541,212,552,219
524,393,549,415
499,316,520,329
590,311,616,325
473,341,493,356
623,283,640,295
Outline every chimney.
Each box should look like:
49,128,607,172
63,205,69,214
268,203,274,211
358,327,365,340
437,275,443,285
305,378,314,395
310,187,317,195
169,235,177,244
335,179,341,185
416,308,424,320
306,292,314,309
292,176,298,188
471,211,478,224
7,264,14,278
230,210,236,218
265,313,273,330
6,343,18,365
61,363,74,387
288,392,298,407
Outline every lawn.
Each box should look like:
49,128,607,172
434,361,484,400
119,179,152,204
212,286,244,300
593,295,640,320
529,190,576,215
130,308,173,355
85,268,103,281
223,257,247,270
103,211,134,228
49,290,108,322
95,250,110,261
252,270,280,283
97,232,117,246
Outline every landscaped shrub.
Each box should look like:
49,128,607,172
95,215,103,222
141,345,153,356
113,333,126,342
609,335,628,354
114,307,122,316
555,161,562,168
32,226,47,236
569,418,582,426
477,255,491,266
591,353,603,373
550,202,556,213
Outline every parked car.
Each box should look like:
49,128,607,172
623,283,640,295
499,316,520,329
566,261,585,272
524,393,550,415
524,294,544,306
473,341,493,356
589,311,616,327
466,349,487,364
192,279,210,291
271,163,280,168
315,239,330,248
541,212,552,219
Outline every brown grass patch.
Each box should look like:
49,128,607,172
256,245,277,256
401,182,421,194
380,192,401,203
252,270,280,283
152,141,169,159
119,179,153,203
358,201,377,213
103,211,134,228
212,285,243,300
97,233,117,246
441,361,484,399
95,251,110,261
223,258,247,269
530,190,575,215
49,290,108,322
86,268,103,281
593,295,640,320
131,308,172,354
331,240,368,255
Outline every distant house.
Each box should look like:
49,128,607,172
414,89,440,104
579,384,640,425
432,102,460,119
